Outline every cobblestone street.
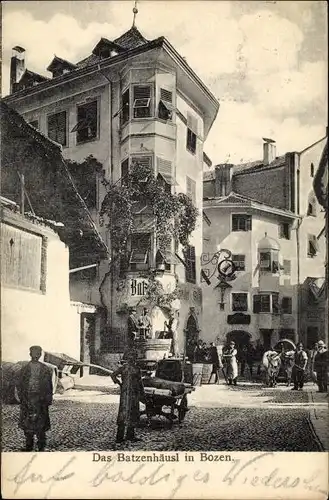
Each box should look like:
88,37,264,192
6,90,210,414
2,379,327,452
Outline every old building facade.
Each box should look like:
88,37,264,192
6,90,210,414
4,27,219,357
202,136,327,350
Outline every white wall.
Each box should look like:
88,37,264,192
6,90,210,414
1,222,80,362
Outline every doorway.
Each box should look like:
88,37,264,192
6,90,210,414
226,330,252,352
306,326,318,350
260,329,273,351
185,314,199,361
80,313,96,376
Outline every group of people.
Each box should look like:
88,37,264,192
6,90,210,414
16,336,328,451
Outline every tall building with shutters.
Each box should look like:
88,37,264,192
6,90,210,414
3,26,219,359
202,135,327,351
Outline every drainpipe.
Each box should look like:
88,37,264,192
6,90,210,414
296,217,301,344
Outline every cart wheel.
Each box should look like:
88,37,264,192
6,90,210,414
178,395,188,424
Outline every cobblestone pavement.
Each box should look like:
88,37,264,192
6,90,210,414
1,381,325,452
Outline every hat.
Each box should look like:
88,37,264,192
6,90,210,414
318,340,325,347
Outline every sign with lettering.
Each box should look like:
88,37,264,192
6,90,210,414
129,278,148,297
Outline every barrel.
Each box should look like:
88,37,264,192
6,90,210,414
192,363,203,386
201,363,213,385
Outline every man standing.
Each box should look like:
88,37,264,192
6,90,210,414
208,342,222,384
314,340,329,393
222,341,238,386
127,307,139,346
111,350,145,443
18,346,53,451
138,307,152,339
292,342,308,391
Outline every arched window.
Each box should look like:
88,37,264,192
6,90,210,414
310,163,314,177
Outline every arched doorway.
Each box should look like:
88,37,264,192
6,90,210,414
226,330,251,352
185,314,199,360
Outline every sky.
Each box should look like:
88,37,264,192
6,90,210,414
1,1,328,164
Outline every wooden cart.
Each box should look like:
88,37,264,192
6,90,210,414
140,384,195,425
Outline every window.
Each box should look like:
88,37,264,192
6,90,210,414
279,222,291,240
186,112,197,154
29,119,39,129
186,176,196,205
253,293,279,313
283,259,291,275
282,297,292,314
130,155,152,171
310,162,314,177
232,214,252,231
308,234,318,257
129,233,151,271
121,158,129,186
47,111,67,146
232,254,245,271
121,88,130,125
158,88,173,121
73,100,98,144
184,245,196,283
186,128,197,154
307,193,317,216
133,85,152,118
157,157,173,193
1,223,46,293
156,240,177,272
232,292,248,312
259,250,279,273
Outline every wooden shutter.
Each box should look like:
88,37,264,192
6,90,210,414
160,88,173,104
253,295,261,313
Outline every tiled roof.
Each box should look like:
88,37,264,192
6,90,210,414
75,27,148,69
203,155,287,181
233,155,286,175
113,26,148,49
47,56,77,72
22,69,50,82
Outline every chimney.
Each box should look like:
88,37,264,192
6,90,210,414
215,164,234,197
10,46,25,94
263,138,276,165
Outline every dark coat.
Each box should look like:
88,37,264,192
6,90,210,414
18,361,53,434
111,363,144,427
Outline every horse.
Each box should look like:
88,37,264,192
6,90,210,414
262,351,282,387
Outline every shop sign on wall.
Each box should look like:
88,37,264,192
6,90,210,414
129,278,149,297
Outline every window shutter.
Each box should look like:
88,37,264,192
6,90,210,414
253,295,261,313
160,88,173,103
134,86,151,100
157,157,172,177
246,215,252,231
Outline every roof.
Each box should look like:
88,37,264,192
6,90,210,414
203,191,297,218
1,101,108,265
204,155,287,181
113,26,148,49
20,69,50,82
258,234,280,251
47,56,77,72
